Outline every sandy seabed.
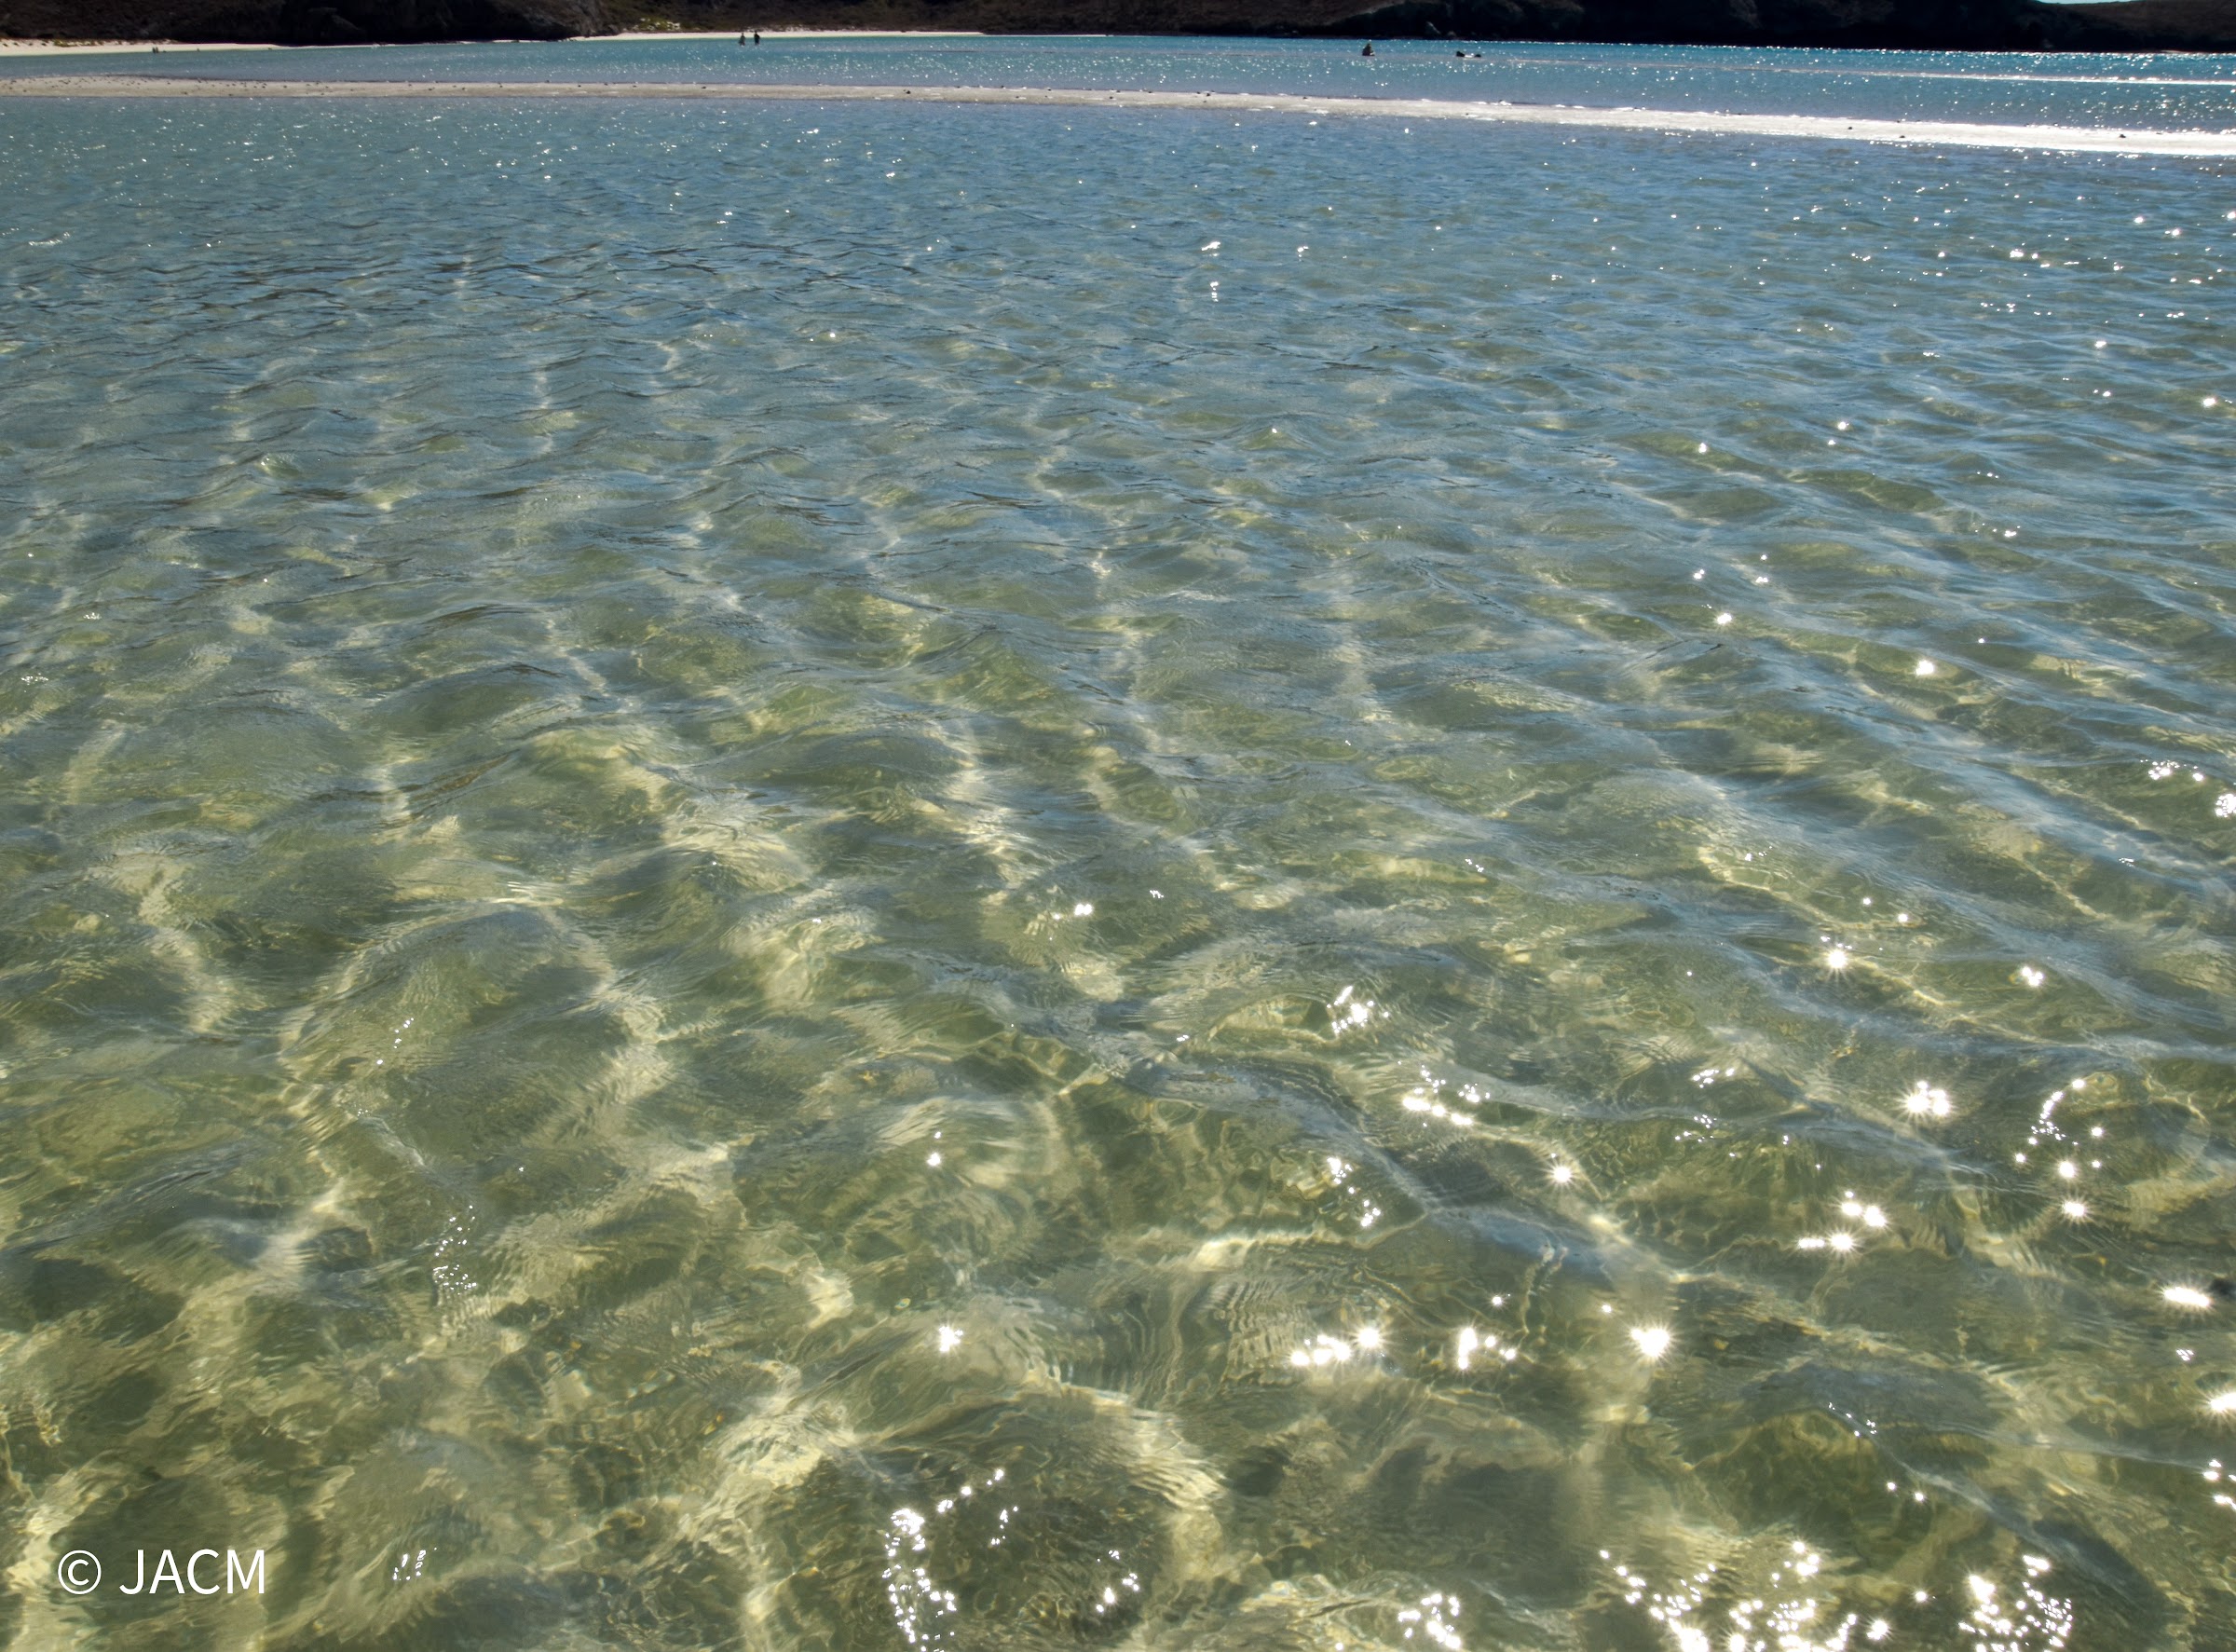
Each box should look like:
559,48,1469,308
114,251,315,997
1,72,2232,154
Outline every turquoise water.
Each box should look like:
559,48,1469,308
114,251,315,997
2,54,2235,1652
7,35,2236,129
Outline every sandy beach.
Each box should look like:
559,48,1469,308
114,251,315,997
605,28,991,38
1,72,2229,155
0,30,989,53
0,38,280,53
0,28,988,55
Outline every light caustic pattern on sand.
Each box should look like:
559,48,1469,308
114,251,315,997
0,75,2233,1651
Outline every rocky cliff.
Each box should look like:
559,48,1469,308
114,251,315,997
5,0,2232,55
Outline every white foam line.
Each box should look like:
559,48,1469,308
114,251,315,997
3,75,2232,154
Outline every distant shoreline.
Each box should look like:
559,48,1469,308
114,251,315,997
606,29,992,39
0,31,987,53
3,73,2230,156
0,38,281,53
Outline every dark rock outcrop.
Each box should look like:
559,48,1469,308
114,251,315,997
1357,0,2236,48
2050,0,2236,48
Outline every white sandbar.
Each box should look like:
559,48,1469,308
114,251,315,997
2,73,2231,155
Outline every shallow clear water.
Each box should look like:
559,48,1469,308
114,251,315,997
7,34,2236,130
2,65,2235,1652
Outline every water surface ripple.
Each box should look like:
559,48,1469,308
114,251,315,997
1,80,2234,1652
7,35,2236,130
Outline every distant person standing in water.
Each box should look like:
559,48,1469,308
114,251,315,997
1361,41,1373,55
755,31,762,43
